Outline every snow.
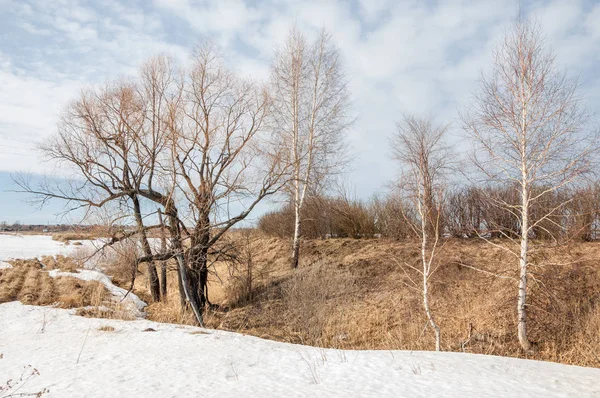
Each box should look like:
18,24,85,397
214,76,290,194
47,269,147,316
0,234,161,270
1,302,599,398
0,234,97,263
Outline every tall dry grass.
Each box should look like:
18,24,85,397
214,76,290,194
0,259,133,320
197,236,600,367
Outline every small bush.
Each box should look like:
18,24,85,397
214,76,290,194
51,232,95,242
98,325,115,332
279,262,357,345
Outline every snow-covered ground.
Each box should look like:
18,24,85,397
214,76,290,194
1,302,599,397
0,234,97,268
2,235,600,397
0,234,161,269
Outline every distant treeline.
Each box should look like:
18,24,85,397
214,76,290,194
259,183,600,241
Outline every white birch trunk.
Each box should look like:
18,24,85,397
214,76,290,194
517,185,530,350
419,200,441,351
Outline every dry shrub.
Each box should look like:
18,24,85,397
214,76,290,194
98,325,115,332
223,232,275,307
568,305,600,366
201,236,600,367
100,240,139,289
258,196,379,239
51,232,95,242
278,262,358,345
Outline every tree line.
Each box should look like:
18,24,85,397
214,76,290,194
259,183,600,241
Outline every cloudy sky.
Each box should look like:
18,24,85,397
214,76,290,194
1,0,600,224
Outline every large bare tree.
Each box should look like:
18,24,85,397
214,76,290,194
462,20,598,350
161,42,287,324
391,115,450,351
18,44,287,326
21,78,168,302
270,28,351,268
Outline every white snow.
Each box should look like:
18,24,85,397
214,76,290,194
47,269,147,316
0,234,97,263
0,302,599,398
0,234,161,270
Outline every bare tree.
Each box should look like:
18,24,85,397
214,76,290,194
270,28,351,268
391,115,450,351
161,42,287,324
462,20,597,350
19,79,167,302
17,44,287,326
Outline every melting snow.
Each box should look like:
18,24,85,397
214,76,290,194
47,269,147,316
0,302,599,397
0,234,97,263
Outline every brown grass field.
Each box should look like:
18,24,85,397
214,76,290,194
0,255,132,319
139,236,600,368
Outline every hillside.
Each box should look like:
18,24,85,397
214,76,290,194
140,236,600,367
2,235,599,369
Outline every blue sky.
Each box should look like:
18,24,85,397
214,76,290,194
1,0,600,224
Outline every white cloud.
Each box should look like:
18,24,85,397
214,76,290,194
2,0,600,200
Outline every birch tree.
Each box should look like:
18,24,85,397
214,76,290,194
391,115,450,351
270,28,351,268
462,20,597,350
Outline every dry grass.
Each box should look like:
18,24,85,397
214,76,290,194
142,266,198,326
175,236,600,368
0,263,108,307
98,325,115,332
6,232,599,368
51,232,96,243
0,259,132,320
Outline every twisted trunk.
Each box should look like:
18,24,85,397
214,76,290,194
165,204,204,326
158,209,168,300
131,194,160,302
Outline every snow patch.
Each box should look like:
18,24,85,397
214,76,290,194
0,261,12,269
0,234,99,263
1,301,599,397
47,269,146,317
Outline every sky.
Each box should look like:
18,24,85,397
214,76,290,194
1,0,600,224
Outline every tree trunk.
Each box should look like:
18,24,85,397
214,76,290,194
132,195,160,302
158,209,168,300
165,206,204,326
518,186,530,351
187,229,210,310
420,203,441,351
291,212,301,269
423,275,441,351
